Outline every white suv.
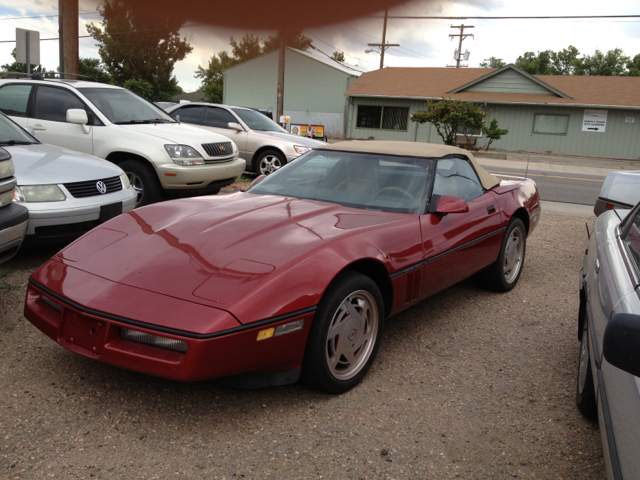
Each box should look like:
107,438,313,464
0,78,246,206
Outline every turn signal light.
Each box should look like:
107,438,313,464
256,319,305,341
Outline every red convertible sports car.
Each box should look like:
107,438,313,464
24,141,540,393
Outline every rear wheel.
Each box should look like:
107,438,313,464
576,321,598,419
301,271,384,394
255,150,286,175
119,160,162,207
474,218,526,292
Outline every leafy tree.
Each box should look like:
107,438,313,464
515,50,555,75
262,31,313,53
411,98,487,147
551,46,580,75
230,34,263,63
123,78,154,98
79,58,112,83
482,118,508,151
628,54,640,77
332,51,345,62
1,48,47,75
574,48,630,76
87,0,192,99
479,57,505,68
194,51,237,103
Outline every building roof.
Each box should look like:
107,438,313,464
345,65,640,109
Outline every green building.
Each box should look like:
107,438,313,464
345,64,640,159
223,47,360,138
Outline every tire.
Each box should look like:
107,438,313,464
576,320,598,419
301,271,384,394
254,150,286,175
474,218,526,292
119,160,162,207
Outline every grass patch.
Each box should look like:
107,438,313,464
237,174,255,183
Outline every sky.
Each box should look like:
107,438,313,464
1,0,640,93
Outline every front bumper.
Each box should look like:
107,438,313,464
24,277,314,383
158,157,246,190
0,202,28,263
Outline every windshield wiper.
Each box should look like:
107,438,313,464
0,140,34,145
115,119,173,125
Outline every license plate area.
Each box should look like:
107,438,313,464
99,202,122,223
60,311,106,358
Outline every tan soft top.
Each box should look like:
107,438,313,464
317,140,500,190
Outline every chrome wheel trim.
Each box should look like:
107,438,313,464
503,226,524,283
128,172,144,207
325,290,379,381
259,155,282,175
578,325,590,395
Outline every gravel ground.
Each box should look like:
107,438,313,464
0,208,605,479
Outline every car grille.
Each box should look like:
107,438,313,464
201,142,233,160
64,176,122,198
34,220,101,238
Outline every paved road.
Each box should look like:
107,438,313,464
476,158,607,206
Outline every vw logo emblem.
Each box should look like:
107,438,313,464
96,181,107,194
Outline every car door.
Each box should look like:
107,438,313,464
27,85,94,154
418,157,504,299
0,83,33,130
201,107,249,160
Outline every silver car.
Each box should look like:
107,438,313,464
0,147,28,262
165,103,325,175
594,170,640,216
577,200,640,478
1,113,137,243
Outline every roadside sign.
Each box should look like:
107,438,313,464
15,28,40,68
582,109,607,133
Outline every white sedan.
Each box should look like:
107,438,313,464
1,113,137,244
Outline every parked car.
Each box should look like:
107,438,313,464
0,147,28,263
24,141,540,393
0,112,137,244
577,200,640,479
594,170,640,216
0,77,246,207
165,102,324,175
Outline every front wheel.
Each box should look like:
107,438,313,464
474,218,526,292
255,150,286,175
119,160,162,207
301,271,384,394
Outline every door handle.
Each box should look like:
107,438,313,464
486,205,496,213
32,124,46,131
595,259,600,274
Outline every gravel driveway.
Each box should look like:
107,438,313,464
0,209,605,479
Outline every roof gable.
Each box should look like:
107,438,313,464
448,64,571,98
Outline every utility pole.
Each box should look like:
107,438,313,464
58,0,79,79
448,24,474,68
367,9,400,69
277,29,286,124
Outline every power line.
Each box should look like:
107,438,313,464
0,12,99,21
305,31,379,67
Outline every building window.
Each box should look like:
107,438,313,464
456,126,483,137
356,105,409,131
533,114,569,135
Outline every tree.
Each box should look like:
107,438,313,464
551,46,580,75
479,57,506,69
79,58,112,83
194,51,237,103
411,98,488,147
86,0,192,100
262,31,313,53
332,51,345,62
515,50,555,75
628,54,640,77
229,34,263,63
482,118,508,151
574,48,630,76
123,78,154,98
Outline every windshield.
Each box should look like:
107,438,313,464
77,87,176,125
249,150,433,214
0,113,38,145
232,108,287,132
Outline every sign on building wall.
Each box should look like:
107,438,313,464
582,109,608,132
625,117,635,124
290,124,325,139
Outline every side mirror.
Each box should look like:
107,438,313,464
227,122,244,132
251,175,266,187
603,313,640,377
67,109,88,125
433,195,469,214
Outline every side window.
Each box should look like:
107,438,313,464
203,107,237,128
623,209,640,271
33,86,86,123
171,106,204,125
432,158,484,202
0,84,32,117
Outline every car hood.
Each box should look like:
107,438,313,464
119,122,232,145
57,193,409,316
5,143,124,185
259,130,326,147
